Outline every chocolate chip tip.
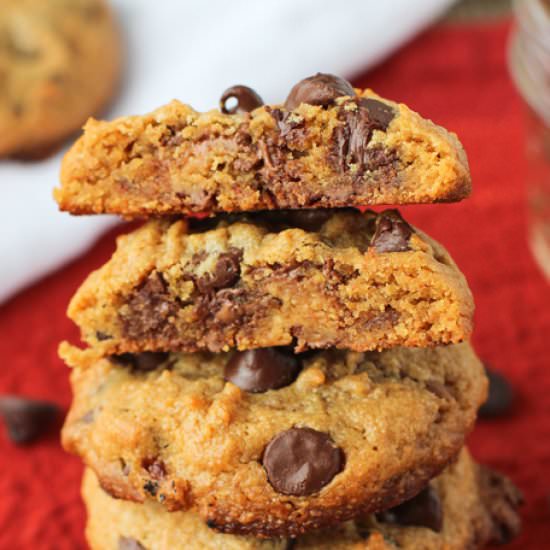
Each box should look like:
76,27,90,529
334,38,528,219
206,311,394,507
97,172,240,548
220,85,264,114
284,73,355,111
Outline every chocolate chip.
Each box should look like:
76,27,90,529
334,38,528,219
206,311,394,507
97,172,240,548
479,366,514,418
371,210,412,253
280,209,333,232
285,73,355,110
0,396,60,444
195,248,243,294
479,467,523,544
224,348,302,393
360,98,395,131
118,537,146,550
220,85,264,114
95,331,111,341
377,485,443,532
143,480,158,496
263,427,344,496
112,352,169,372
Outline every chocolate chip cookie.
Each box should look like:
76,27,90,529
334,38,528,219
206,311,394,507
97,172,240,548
0,0,121,158
62,342,486,537
67,209,474,355
54,73,470,215
82,450,522,549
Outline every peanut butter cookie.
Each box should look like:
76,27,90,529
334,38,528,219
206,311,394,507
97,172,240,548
63,342,486,537
67,209,474,355
55,73,469,215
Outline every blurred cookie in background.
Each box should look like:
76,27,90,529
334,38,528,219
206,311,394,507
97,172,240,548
0,0,121,160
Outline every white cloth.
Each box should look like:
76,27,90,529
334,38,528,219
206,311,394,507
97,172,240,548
0,0,455,303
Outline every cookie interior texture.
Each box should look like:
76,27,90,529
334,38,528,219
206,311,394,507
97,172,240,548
82,449,522,549
0,0,121,158
67,209,474,356
62,342,486,536
55,79,470,216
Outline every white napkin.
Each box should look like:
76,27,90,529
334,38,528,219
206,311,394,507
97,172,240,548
0,0,455,303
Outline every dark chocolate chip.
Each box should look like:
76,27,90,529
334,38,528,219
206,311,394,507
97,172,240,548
118,537,146,550
262,427,344,496
479,467,523,544
479,365,514,418
280,209,333,232
195,249,243,294
143,480,158,496
377,485,443,532
284,73,355,110
224,348,302,393
360,98,395,131
112,352,169,372
95,331,112,341
371,210,413,253
220,85,264,114
0,396,60,444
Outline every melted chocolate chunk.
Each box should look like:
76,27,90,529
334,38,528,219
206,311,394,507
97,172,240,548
220,85,264,114
113,352,169,372
224,348,302,393
377,485,443,532
330,98,395,176
195,249,243,294
285,73,355,110
360,98,395,131
479,365,514,418
118,537,146,550
120,272,178,340
0,396,60,444
95,331,111,341
371,210,412,252
262,427,344,496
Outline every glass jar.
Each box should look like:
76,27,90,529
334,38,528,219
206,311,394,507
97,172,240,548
509,0,550,278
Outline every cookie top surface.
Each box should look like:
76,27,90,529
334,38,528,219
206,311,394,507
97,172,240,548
82,450,522,549
62,342,486,537
68,209,474,355
0,0,121,158
55,73,470,215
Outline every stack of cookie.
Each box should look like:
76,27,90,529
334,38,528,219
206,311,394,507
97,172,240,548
55,74,522,549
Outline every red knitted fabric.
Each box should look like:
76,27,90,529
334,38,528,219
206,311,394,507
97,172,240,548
0,19,548,549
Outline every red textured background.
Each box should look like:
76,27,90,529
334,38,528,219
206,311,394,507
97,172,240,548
0,18,549,549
